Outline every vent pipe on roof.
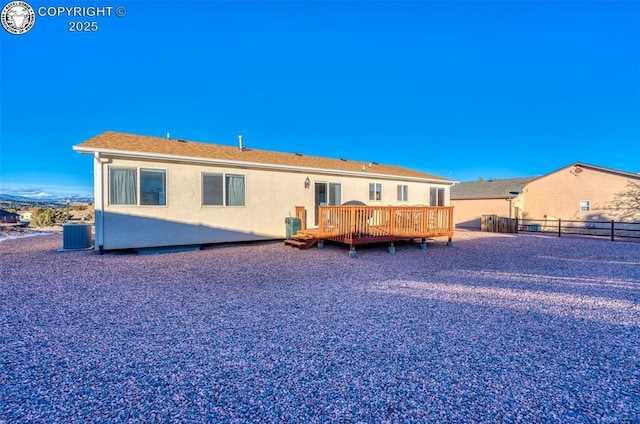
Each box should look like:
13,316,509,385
238,134,243,151
166,132,170,140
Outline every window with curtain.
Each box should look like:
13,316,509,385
225,174,245,206
430,187,445,206
140,169,166,205
397,184,409,201
369,183,382,201
109,167,137,205
202,173,224,205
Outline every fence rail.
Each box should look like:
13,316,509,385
317,205,454,243
518,218,640,241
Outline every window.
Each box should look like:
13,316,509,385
329,183,342,205
226,174,245,206
202,173,223,205
109,167,137,205
109,167,166,206
202,173,245,207
430,187,445,206
140,169,166,205
580,200,590,212
369,183,382,201
397,184,409,202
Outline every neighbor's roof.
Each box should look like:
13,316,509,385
74,131,454,182
530,162,640,182
450,177,536,200
0,209,19,217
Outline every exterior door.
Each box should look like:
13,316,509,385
314,182,342,226
314,182,328,226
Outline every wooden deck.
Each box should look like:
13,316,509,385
285,205,454,255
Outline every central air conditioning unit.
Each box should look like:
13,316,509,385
63,224,93,249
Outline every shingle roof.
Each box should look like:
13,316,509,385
450,177,536,200
0,209,19,217
75,131,453,182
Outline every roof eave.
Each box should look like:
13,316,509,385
74,145,456,185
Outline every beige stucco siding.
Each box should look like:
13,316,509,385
523,167,635,221
94,156,450,249
451,198,511,228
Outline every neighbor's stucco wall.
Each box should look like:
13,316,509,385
94,155,451,249
523,166,637,221
450,196,524,229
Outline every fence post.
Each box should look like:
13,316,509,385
611,220,615,242
558,219,562,237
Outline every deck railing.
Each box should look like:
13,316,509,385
317,205,454,242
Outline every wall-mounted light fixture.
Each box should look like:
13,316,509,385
304,176,311,189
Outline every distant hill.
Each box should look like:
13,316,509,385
0,194,94,210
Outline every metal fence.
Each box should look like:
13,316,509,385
517,218,640,241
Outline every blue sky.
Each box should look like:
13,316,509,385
1,0,639,198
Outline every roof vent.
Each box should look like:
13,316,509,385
166,132,171,139
340,158,347,161
238,134,244,151
177,139,187,143
295,153,303,156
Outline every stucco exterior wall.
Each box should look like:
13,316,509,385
450,198,511,228
94,155,451,250
523,166,637,221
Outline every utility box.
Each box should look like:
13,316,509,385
63,224,92,249
285,217,302,239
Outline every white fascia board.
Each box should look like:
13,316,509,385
73,146,455,185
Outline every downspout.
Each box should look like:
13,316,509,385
95,152,105,254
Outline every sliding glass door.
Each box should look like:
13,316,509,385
314,182,342,226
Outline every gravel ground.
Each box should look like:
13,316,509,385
1,231,639,423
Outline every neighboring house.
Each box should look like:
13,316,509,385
19,211,33,222
74,131,455,251
449,177,535,228
0,209,19,224
451,162,640,229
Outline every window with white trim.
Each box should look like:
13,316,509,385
109,167,166,206
430,187,445,206
397,184,409,202
140,169,167,205
202,172,246,206
579,200,590,212
369,183,382,201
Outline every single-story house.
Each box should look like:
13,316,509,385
74,131,456,251
451,162,640,228
19,211,33,222
0,209,20,224
449,177,535,228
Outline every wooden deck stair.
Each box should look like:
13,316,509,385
284,229,319,249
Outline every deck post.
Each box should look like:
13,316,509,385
388,241,395,254
349,246,357,258
420,238,427,250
